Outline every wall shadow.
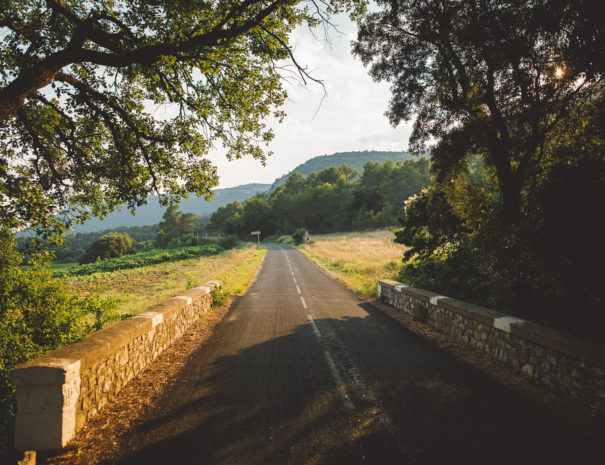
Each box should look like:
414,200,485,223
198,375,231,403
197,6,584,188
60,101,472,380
89,310,605,465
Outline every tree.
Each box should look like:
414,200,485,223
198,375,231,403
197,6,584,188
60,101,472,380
79,231,135,264
239,195,276,237
353,0,603,225
0,0,365,239
355,1,605,338
154,206,200,248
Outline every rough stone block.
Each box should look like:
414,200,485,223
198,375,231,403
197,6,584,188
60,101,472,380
12,360,80,451
494,316,527,333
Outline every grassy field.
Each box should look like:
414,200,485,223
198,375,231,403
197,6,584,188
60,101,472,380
301,230,406,297
62,245,267,317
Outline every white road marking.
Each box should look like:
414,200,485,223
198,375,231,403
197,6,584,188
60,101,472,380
308,314,321,337
317,319,397,435
323,350,355,411
300,296,307,308
307,315,355,411
296,285,301,294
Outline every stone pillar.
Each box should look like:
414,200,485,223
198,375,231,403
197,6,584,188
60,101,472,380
10,359,81,451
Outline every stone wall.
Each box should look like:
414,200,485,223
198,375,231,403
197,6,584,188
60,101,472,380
10,280,222,452
378,279,605,404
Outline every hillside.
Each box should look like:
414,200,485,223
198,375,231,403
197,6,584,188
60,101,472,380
72,183,271,233
72,151,415,233
270,150,413,190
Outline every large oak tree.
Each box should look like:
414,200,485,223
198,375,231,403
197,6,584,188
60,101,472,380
353,0,603,225
0,0,364,238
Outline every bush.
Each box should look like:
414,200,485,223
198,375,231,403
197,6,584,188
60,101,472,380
211,287,230,308
79,232,135,264
165,233,196,249
292,228,306,245
217,234,239,249
0,232,117,452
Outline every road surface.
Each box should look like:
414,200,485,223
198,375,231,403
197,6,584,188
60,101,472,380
109,245,602,465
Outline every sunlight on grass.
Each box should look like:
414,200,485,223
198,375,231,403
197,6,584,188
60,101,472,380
63,245,267,317
301,230,406,297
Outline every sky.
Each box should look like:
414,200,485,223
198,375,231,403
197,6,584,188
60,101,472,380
211,16,414,188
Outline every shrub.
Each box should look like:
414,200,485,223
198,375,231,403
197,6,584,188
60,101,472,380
292,228,306,245
79,232,135,264
217,234,239,250
0,231,117,452
211,287,230,308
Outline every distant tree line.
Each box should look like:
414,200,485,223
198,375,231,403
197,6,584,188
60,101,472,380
17,224,161,264
205,158,431,238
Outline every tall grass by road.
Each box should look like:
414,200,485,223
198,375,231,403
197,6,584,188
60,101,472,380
301,230,406,297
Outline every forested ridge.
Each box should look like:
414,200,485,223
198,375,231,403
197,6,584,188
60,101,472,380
206,157,431,237
269,150,413,190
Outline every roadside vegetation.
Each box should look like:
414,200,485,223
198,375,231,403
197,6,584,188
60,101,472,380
1,227,265,452
301,230,405,297
66,245,266,318
357,3,605,342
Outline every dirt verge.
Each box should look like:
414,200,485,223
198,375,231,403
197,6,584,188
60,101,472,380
40,302,233,465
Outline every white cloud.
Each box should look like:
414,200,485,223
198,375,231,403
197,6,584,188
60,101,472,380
212,16,413,188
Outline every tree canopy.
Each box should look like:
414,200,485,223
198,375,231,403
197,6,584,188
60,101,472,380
205,158,430,237
79,231,135,264
354,0,603,224
0,0,365,239
354,0,605,339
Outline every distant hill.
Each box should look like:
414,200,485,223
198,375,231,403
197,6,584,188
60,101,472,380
270,150,412,190
70,151,415,233
71,183,271,233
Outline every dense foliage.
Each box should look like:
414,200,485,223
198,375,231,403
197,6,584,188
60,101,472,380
0,0,366,240
79,232,136,264
206,158,430,237
355,0,605,339
0,232,116,451
154,206,203,248
53,244,224,278
270,150,411,190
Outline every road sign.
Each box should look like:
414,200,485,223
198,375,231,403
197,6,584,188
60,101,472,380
251,230,261,248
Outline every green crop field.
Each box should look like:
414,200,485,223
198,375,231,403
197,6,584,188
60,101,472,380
52,244,224,278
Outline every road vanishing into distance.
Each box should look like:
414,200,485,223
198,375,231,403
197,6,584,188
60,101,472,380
110,245,602,465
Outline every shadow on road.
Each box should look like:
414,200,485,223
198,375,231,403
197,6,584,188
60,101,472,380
99,310,603,465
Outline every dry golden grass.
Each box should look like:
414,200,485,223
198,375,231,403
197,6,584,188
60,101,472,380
64,245,267,316
301,229,407,297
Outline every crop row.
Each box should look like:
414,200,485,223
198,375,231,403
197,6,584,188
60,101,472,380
53,244,224,278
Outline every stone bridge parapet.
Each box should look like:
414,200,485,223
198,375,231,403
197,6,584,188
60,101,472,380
10,280,222,453
378,279,605,404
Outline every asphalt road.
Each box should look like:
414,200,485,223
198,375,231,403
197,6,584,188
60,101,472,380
111,245,603,465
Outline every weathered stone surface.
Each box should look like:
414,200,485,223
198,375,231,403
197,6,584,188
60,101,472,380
10,280,222,453
12,360,80,451
378,279,605,405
